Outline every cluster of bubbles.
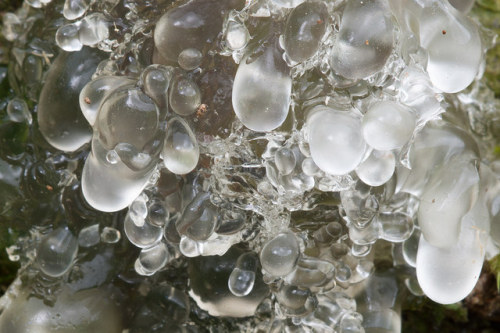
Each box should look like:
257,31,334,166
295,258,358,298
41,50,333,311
1,0,500,332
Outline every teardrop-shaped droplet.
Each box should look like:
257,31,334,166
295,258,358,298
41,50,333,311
331,0,394,79
232,42,292,132
283,2,328,62
260,232,300,277
36,227,78,278
163,117,199,175
38,47,104,151
124,212,163,248
140,64,174,109
169,75,201,116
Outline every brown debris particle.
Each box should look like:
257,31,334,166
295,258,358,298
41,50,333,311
46,185,53,191
442,30,447,35
196,104,208,118
365,40,370,46
84,97,91,104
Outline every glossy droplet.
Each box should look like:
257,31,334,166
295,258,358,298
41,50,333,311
78,224,100,247
418,1,482,93
416,193,489,304
169,75,201,116
140,64,174,108
36,227,78,278
56,23,83,52
7,97,31,124
63,0,89,20
178,48,203,71
356,150,395,187
163,117,199,175
38,47,104,151
228,252,258,297
283,2,328,62
129,194,148,227
232,42,291,132
225,20,249,50
97,86,161,151
260,232,300,277
275,147,296,176
331,0,394,79
124,212,163,248
79,76,135,126
377,212,414,243
308,106,366,175
138,242,169,275
100,227,121,244
179,236,201,257
418,157,479,248
362,101,416,151
78,13,109,46
176,192,218,241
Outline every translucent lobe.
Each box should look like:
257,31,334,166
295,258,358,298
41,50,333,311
307,107,366,175
38,47,104,152
418,1,482,93
140,64,174,109
362,101,416,151
283,2,328,62
260,232,300,277
228,252,258,297
355,150,395,187
162,117,199,175
418,157,479,248
63,0,89,20
79,76,135,126
232,43,292,132
36,227,78,278
331,0,394,79
169,75,201,116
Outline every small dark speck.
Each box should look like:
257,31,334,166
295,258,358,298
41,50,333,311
442,30,447,35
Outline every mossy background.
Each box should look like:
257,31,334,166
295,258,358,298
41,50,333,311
0,0,500,331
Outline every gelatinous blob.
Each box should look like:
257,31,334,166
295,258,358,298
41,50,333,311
307,106,366,175
124,212,163,248
283,2,328,62
176,192,218,241
79,76,135,126
271,0,305,8
138,242,169,275
232,42,291,132
416,192,489,304
355,150,395,187
163,117,199,175
154,0,243,63
56,23,83,52
260,232,300,277
418,156,479,248
78,224,100,247
63,0,89,20
228,252,258,297
225,19,249,50
275,147,296,176
38,47,104,151
169,75,201,116
418,1,482,93
36,227,78,278
362,101,416,151
140,64,174,109
178,48,203,71
7,97,31,124
377,212,414,243
331,0,394,79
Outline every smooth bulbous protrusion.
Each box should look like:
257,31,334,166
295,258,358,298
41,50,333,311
331,0,394,79
232,42,292,132
38,47,104,151
36,227,78,278
283,2,328,63
307,106,366,175
260,232,300,277
162,117,199,175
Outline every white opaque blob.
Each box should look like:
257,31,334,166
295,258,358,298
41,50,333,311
232,43,291,132
79,76,135,126
418,157,479,248
356,150,395,187
271,0,305,8
418,1,482,93
225,21,249,50
162,117,199,175
331,0,394,79
362,101,416,151
307,106,366,175
417,193,490,304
